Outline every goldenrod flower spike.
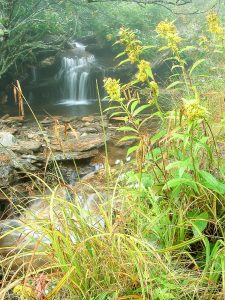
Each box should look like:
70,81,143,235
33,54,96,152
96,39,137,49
156,21,182,52
206,12,224,35
104,78,121,101
137,60,152,82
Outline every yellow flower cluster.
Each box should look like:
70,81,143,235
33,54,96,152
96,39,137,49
156,21,177,37
206,12,223,35
118,27,142,63
156,21,182,52
13,285,33,300
104,78,121,101
125,43,142,64
184,100,208,121
137,60,151,82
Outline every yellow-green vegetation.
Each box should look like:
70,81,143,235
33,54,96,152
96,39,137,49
0,11,225,300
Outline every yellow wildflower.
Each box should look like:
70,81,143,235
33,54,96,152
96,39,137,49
13,284,33,300
137,60,152,82
156,21,177,38
184,100,208,121
118,27,136,46
104,78,121,101
126,43,142,63
168,34,182,50
118,27,143,63
150,81,159,100
156,21,182,52
206,12,223,34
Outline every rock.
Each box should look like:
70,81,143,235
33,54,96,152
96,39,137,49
0,148,18,187
0,114,10,120
40,117,55,125
1,116,24,124
52,148,98,161
0,132,17,147
20,154,43,162
11,140,42,154
40,56,55,68
79,127,98,134
0,165,17,187
81,116,95,123
74,134,108,152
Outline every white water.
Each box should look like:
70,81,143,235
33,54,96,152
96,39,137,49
57,42,95,102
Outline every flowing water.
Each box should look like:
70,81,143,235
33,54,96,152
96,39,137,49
0,41,106,117
56,42,96,106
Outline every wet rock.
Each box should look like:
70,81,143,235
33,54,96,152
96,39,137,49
0,132,17,147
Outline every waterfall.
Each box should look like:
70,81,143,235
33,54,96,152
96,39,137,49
57,43,95,102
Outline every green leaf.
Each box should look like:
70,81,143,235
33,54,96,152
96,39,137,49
189,212,209,237
110,111,126,117
118,58,130,66
171,64,182,71
164,177,198,193
146,67,154,80
158,46,170,52
179,46,196,53
127,145,139,156
116,51,126,58
119,135,139,142
133,104,150,117
198,170,225,195
117,126,138,133
189,59,205,75
130,100,139,114
166,81,184,90
166,158,192,178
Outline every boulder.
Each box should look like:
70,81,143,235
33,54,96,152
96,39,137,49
0,132,16,147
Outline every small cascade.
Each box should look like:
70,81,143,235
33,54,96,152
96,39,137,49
57,42,95,102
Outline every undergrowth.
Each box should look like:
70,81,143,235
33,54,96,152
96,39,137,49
0,12,225,300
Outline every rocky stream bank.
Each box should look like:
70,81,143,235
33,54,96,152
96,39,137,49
0,114,132,217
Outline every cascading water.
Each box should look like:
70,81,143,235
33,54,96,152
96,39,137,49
57,42,95,103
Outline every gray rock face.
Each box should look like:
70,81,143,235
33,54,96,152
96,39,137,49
0,147,18,187
11,140,42,154
0,165,17,187
52,149,98,162
0,132,17,147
